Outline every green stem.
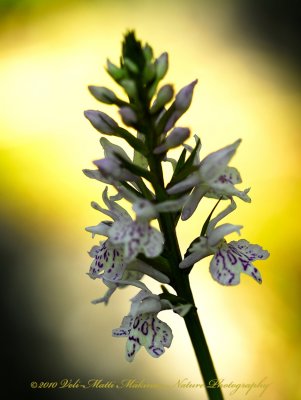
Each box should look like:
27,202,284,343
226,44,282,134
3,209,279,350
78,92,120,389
147,151,224,400
161,214,223,400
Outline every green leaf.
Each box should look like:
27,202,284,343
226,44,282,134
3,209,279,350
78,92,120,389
173,148,187,176
167,138,201,188
200,198,222,237
183,136,201,169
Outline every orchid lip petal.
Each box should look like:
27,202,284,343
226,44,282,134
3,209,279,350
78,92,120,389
209,239,269,286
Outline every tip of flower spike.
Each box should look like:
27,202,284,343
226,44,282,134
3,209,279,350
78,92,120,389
84,110,93,119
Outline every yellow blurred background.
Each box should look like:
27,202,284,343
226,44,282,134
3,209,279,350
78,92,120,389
1,1,300,399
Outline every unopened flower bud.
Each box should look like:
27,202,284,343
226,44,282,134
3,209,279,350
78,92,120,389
143,44,153,62
106,59,125,81
154,127,190,154
150,84,174,114
88,86,118,104
94,158,120,178
155,52,168,80
175,79,198,111
119,106,137,126
120,79,137,99
123,58,139,74
82,168,109,183
94,158,137,182
164,80,198,132
84,110,119,135
143,62,156,84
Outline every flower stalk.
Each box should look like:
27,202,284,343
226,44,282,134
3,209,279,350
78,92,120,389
83,31,269,400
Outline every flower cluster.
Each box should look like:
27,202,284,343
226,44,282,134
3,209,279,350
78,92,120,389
83,32,269,362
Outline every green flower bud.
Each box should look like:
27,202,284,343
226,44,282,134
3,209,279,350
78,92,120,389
120,79,137,99
119,106,138,126
106,59,125,81
143,43,153,62
88,86,118,104
84,110,119,135
123,58,139,74
154,127,190,154
155,52,168,80
150,84,174,114
143,62,156,84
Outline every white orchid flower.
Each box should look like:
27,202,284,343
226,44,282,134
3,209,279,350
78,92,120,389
112,289,191,362
167,138,251,220
86,187,164,263
88,239,170,284
209,239,269,286
180,200,269,285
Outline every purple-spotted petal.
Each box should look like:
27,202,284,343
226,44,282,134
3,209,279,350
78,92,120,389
112,316,133,337
124,313,173,361
228,239,270,261
209,247,241,285
88,240,125,281
126,333,142,362
209,239,268,286
215,166,242,185
109,220,163,262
